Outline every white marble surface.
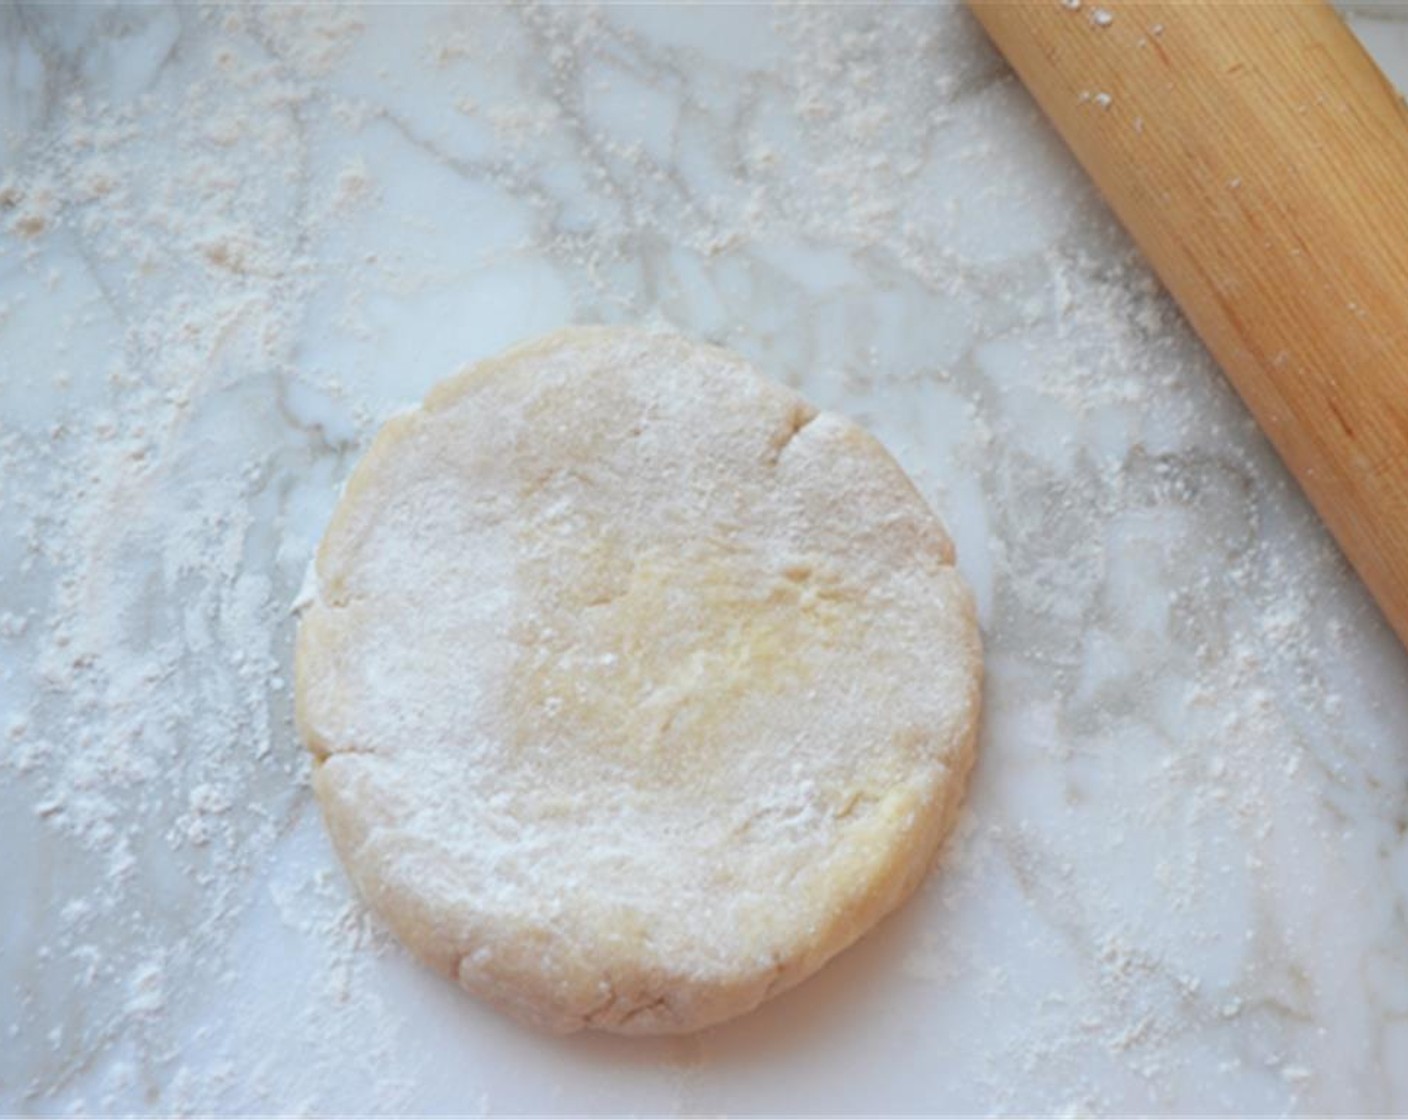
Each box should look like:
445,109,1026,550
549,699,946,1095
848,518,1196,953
3,3,1408,1115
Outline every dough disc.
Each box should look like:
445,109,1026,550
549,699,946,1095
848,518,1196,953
295,327,982,1034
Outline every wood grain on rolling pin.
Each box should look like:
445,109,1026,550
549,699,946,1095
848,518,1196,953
969,0,1408,647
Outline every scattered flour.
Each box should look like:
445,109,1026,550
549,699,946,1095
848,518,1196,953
0,5,406,1113
1,2,1404,1115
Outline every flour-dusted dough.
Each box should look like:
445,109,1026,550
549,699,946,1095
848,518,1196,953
295,327,982,1034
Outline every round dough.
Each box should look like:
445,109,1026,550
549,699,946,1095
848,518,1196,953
295,327,982,1035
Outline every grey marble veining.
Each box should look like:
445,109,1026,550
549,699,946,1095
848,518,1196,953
1,3,1406,1114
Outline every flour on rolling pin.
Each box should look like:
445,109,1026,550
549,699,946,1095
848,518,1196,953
0,3,1377,1112
973,0,1408,649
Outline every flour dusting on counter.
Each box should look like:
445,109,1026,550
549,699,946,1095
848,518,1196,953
2,3,1406,1115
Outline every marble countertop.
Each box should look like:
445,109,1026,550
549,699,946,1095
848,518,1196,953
3,3,1408,1114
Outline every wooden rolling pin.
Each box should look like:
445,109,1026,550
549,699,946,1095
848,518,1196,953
969,0,1408,649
